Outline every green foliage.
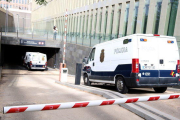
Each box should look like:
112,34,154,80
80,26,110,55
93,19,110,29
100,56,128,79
35,0,47,5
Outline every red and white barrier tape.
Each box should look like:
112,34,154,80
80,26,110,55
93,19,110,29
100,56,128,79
3,93,180,114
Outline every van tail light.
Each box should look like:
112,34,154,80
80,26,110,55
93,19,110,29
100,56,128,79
177,60,180,73
132,58,139,73
30,61,32,66
45,62,47,67
154,34,160,36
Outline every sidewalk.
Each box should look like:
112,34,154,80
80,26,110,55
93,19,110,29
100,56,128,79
65,74,84,85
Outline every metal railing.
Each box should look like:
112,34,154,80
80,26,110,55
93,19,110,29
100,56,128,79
1,27,180,48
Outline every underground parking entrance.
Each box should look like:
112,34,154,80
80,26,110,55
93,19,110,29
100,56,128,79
1,44,60,70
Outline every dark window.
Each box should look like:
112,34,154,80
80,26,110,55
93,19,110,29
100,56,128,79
167,0,179,36
154,0,162,34
143,0,150,34
88,48,96,63
123,39,129,44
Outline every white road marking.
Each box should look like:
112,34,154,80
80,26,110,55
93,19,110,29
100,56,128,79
8,78,17,87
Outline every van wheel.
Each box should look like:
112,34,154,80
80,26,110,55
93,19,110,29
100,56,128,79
153,87,167,93
84,75,91,86
27,63,31,70
26,64,29,70
115,77,128,94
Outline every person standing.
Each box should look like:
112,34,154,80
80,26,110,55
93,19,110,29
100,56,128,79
53,26,58,40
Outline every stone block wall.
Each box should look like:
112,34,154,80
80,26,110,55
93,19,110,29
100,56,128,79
58,40,92,75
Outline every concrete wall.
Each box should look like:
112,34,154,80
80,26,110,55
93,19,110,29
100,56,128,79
0,32,1,79
10,10,31,33
57,40,92,75
0,7,15,31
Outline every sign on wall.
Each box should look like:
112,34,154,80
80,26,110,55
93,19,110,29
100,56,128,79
20,39,45,46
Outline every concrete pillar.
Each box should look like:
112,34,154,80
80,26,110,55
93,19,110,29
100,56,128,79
136,0,145,33
146,0,156,34
158,0,169,35
127,0,135,35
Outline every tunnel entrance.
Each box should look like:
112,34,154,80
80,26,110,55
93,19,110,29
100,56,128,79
2,44,60,69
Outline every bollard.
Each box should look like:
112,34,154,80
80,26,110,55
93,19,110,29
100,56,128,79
75,63,82,85
59,63,67,82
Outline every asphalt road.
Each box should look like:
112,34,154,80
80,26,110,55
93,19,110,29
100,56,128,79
89,83,180,119
0,68,142,120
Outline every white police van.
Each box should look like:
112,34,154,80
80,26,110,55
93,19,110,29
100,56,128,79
24,52,47,70
83,34,180,94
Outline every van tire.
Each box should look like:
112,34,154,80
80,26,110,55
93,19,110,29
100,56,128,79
153,87,167,93
115,77,128,94
27,63,31,70
84,75,91,86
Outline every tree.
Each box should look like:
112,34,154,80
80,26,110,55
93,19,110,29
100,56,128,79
35,0,47,5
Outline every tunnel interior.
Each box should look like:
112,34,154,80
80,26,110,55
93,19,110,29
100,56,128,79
2,44,60,69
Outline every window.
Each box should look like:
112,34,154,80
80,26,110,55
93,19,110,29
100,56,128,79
167,0,179,36
103,6,108,40
154,0,163,34
132,1,139,34
89,10,93,40
93,9,98,39
98,8,103,41
123,2,130,36
142,0,150,34
88,48,96,63
85,11,89,37
109,5,115,40
116,4,122,38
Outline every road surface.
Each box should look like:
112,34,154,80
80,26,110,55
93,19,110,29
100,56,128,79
0,68,142,120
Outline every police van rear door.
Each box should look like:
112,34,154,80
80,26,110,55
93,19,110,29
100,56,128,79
157,36,179,83
138,35,179,84
138,35,159,83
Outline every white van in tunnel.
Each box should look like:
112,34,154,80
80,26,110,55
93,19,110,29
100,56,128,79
83,34,180,94
24,52,47,70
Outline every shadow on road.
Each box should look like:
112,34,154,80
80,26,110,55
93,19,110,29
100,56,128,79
90,84,155,94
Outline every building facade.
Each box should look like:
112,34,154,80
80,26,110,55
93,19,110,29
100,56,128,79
0,0,32,33
31,0,180,47
0,0,31,10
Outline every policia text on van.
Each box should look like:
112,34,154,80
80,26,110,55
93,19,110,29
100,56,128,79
83,34,180,94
